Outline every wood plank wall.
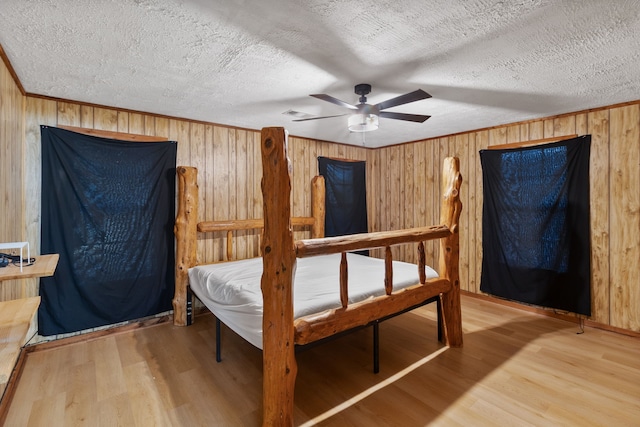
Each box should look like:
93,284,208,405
1,57,638,332
370,106,640,332
0,55,25,298
19,98,367,266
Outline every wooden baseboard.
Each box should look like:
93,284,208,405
26,314,173,354
462,291,640,338
25,306,211,354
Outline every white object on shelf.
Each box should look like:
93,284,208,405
0,242,30,272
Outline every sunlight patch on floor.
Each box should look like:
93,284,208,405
299,346,449,426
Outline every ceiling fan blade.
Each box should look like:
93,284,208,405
379,111,431,123
310,94,358,110
375,89,432,111
293,113,347,122
282,109,315,119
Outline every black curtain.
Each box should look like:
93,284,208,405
479,135,591,316
318,157,368,254
39,126,177,335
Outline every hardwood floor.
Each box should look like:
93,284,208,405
4,295,640,426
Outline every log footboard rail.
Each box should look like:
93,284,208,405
293,225,456,345
260,127,462,426
174,127,462,426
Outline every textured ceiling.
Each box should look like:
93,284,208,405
1,0,640,147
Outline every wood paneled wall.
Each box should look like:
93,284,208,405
1,53,638,332
21,99,367,266
369,106,640,332
0,56,25,299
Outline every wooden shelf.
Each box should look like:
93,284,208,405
0,254,59,281
0,297,40,397
0,254,57,401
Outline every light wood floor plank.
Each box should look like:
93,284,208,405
62,361,96,426
4,296,640,426
91,336,127,402
27,393,66,427
96,393,135,427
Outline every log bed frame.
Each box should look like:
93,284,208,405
173,127,463,426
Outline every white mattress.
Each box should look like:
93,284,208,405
189,253,438,349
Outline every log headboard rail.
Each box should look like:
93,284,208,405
173,168,325,327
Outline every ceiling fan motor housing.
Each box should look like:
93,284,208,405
355,83,371,103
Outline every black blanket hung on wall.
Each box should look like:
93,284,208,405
479,135,591,316
39,126,177,335
318,157,369,255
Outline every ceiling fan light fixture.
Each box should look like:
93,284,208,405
348,113,379,132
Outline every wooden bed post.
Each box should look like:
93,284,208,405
173,166,198,326
260,127,297,426
311,175,325,238
439,157,463,347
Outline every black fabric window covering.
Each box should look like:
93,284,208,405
479,135,591,316
39,126,177,335
318,157,368,254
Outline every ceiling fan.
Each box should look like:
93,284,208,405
285,83,432,132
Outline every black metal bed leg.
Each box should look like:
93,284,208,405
216,317,222,362
373,321,380,374
437,297,443,343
